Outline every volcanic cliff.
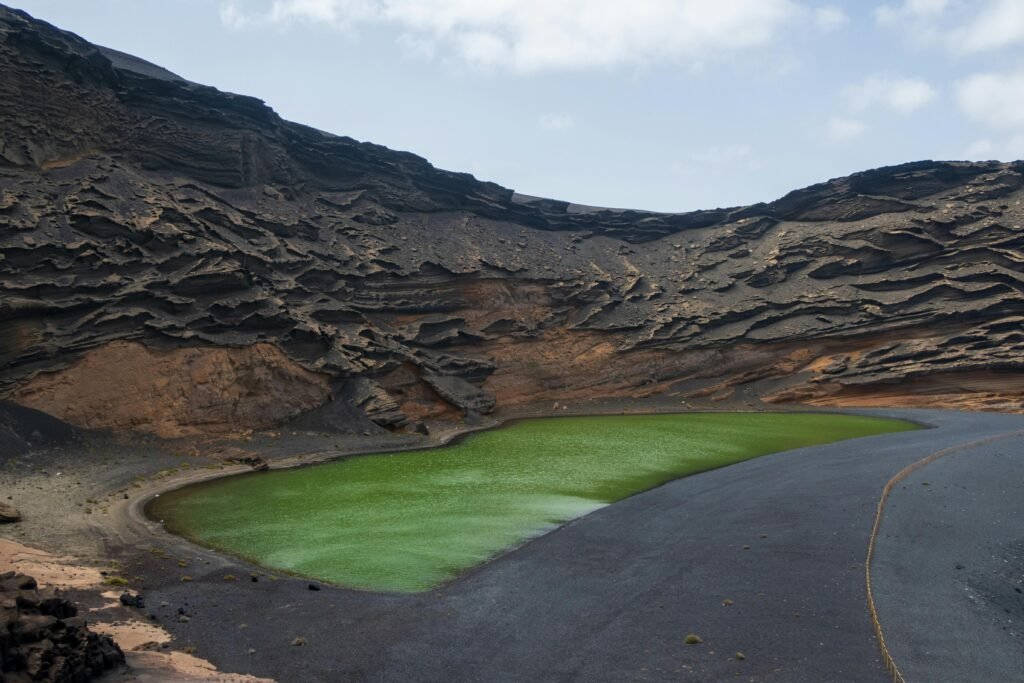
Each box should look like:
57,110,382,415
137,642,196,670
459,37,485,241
2,5,1023,438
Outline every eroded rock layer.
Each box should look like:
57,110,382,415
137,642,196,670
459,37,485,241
2,5,1024,435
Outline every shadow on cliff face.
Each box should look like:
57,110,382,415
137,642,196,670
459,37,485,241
0,400,79,459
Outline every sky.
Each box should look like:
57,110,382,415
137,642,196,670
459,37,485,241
8,0,1024,212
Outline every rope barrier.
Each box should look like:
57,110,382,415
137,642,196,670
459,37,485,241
864,430,1024,683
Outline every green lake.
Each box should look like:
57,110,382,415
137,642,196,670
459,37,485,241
149,412,918,592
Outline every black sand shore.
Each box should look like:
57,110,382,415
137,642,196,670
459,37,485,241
57,408,1019,682
872,426,1024,682
3,405,1022,681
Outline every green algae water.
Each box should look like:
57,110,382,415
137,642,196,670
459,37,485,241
150,413,917,592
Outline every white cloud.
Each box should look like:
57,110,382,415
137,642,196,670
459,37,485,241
689,144,761,170
963,136,1024,160
875,0,1024,53
956,70,1024,130
539,113,575,130
843,75,937,115
951,0,1024,53
824,75,933,152
874,0,949,26
962,138,995,159
221,0,803,72
815,5,848,31
827,117,867,143
220,1,250,28
874,0,949,46
1007,135,1024,159
221,0,364,28
956,69,1024,161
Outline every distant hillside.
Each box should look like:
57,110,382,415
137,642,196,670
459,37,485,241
2,4,1023,436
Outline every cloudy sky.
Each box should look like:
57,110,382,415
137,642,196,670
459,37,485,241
9,0,1024,211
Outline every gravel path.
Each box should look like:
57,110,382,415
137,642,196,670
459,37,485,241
120,409,1024,682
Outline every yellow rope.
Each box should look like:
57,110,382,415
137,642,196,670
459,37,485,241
864,430,1024,683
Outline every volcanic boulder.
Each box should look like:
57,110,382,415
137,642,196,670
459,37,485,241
0,571,124,681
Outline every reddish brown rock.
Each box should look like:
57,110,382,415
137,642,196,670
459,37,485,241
11,342,329,438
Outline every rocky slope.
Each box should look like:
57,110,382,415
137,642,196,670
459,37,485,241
2,5,1024,437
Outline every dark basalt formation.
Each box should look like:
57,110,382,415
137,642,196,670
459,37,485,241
0,571,125,681
2,5,1024,436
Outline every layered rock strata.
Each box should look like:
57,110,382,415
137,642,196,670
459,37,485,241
2,5,1024,436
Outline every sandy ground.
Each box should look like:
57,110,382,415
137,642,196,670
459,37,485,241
0,537,272,682
0,537,104,588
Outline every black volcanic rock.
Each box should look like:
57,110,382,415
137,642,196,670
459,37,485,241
0,401,78,458
0,571,125,681
2,4,1024,434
